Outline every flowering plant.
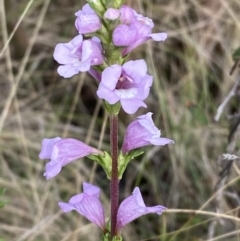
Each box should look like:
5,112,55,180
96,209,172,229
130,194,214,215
39,0,173,240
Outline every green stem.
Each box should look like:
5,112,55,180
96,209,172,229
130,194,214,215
110,114,119,239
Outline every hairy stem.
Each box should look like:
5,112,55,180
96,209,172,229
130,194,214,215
110,114,119,239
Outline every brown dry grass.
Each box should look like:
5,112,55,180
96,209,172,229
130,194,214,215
0,0,240,240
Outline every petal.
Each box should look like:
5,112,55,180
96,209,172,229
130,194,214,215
113,24,137,47
114,88,138,99
117,187,166,231
120,99,147,114
57,65,80,78
122,60,147,82
97,84,119,104
104,8,120,20
53,35,83,64
39,137,61,159
83,182,101,198
53,43,76,65
119,5,136,24
150,137,174,145
58,183,105,230
101,65,122,90
51,138,99,166
58,202,76,212
150,32,167,41
43,162,62,180
82,4,95,14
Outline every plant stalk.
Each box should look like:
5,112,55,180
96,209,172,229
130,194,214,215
110,114,119,239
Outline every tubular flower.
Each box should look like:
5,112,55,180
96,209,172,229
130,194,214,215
122,112,174,153
75,4,101,34
104,8,120,20
97,59,153,114
59,182,106,230
112,5,167,55
53,35,103,78
39,138,101,179
116,187,167,233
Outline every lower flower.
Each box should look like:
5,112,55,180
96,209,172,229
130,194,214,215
39,138,102,179
58,182,167,234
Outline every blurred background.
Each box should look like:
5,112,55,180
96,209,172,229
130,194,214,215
0,0,240,240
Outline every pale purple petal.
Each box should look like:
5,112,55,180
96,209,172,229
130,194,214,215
82,4,95,14
97,84,119,104
150,32,168,41
75,4,101,34
81,40,102,65
104,8,120,20
101,65,122,90
58,183,105,230
122,113,174,153
119,5,136,24
58,202,75,212
57,65,80,78
51,138,99,166
117,187,167,231
83,182,101,198
150,137,174,146
39,137,61,159
44,162,62,180
120,99,146,114
122,60,147,83
40,137,101,179
113,24,137,46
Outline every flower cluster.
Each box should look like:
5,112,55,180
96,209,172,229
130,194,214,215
41,1,172,240
53,3,167,114
58,182,167,234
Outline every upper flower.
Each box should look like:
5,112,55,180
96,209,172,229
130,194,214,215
112,5,167,55
59,182,106,230
116,187,167,232
58,183,166,233
96,59,153,114
53,35,103,78
39,137,101,179
75,4,101,34
122,112,174,153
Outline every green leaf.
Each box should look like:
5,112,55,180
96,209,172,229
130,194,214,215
88,151,112,179
118,150,144,179
232,47,240,61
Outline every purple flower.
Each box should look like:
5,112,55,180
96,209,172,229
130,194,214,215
75,4,101,34
122,112,174,153
116,187,167,232
59,182,106,230
119,5,135,24
104,8,120,20
53,35,103,78
58,183,166,233
113,5,167,55
39,138,101,179
96,59,153,114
